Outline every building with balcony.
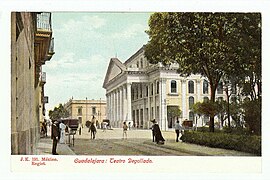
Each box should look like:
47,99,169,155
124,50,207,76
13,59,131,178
103,46,226,130
11,12,55,154
64,98,107,128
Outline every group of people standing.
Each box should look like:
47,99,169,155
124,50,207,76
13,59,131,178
151,119,184,144
121,119,184,143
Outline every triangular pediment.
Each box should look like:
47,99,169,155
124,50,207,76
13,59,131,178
103,58,126,88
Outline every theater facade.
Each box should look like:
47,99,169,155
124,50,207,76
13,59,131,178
103,46,226,130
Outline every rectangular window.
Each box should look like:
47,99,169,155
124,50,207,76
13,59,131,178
78,108,82,115
156,81,159,94
171,80,177,93
217,82,223,94
92,107,96,115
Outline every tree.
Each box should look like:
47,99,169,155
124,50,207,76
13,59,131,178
242,98,261,135
191,101,220,129
215,99,227,128
48,103,69,121
191,102,203,129
167,106,182,127
145,12,261,132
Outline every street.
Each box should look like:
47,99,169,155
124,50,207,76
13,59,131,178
68,127,254,156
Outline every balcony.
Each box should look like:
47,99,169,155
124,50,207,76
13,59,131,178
40,72,46,84
34,12,54,66
37,12,52,31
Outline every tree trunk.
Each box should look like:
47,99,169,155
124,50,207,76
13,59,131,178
209,85,216,132
225,88,231,128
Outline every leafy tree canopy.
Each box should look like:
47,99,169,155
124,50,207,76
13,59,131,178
48,103,69,121
145,12,260,92
145,12,261,132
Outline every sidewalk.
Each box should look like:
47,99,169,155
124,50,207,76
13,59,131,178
36,137,75,155
36,128,76,155
36,126,255,156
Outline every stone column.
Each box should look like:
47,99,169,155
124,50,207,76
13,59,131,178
119,86,123,122
123,84,127,121
106,94,109,120
110,92,113,122
153,81,156,120
181,79,187,120
126,83,132,122
116,89,119,127
147,83,151,129
159,78,167,130
113,91,116,125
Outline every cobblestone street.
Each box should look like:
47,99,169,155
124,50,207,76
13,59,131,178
69,127,254,156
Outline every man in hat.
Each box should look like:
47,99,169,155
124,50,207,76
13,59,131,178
151,119,165,144
51,120,59,155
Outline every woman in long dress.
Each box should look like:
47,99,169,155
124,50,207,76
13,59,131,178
151,119,165,144
59,121,66,144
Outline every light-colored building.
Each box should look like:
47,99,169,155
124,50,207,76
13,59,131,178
11,12,55,154
103,46,226,130
64,98,107,127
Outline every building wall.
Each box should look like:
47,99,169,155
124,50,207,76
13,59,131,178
11,12,54,154
103,46,227,130
64,99,107,128
11,13,38,154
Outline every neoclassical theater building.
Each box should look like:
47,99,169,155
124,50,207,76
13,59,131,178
103,46,226,130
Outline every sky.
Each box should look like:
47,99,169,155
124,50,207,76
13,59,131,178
43,12,152,113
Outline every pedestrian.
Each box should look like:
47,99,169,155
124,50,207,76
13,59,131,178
128,122,131,130
91,115,96,124
151,119,165,144
59,120,66,144
89,122,97,139
96,120,99,129
123,122,128,139
42,121,47,137
51,120,59,155
102,122,107,132
175,120,182,142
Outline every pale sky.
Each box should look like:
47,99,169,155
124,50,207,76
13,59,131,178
43,12,151,113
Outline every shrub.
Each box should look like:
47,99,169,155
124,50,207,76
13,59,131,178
180,131,261,155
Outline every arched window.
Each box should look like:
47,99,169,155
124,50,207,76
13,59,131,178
217,82,223,94
189,96,194,109
77,107,82,115
189,112,194,121
203,80,209,94
188,80,194,93
171,80,177,93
